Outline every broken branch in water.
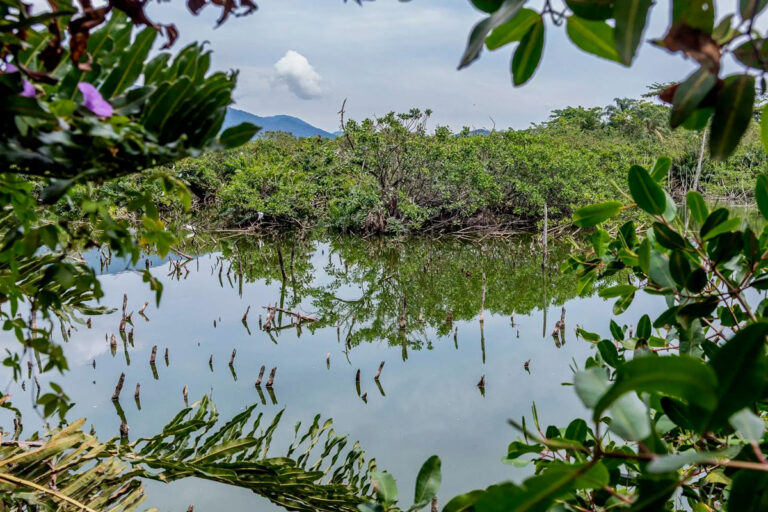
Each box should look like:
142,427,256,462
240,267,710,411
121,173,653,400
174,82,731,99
111,373,125,401
255,365,265,387
262,305,317,323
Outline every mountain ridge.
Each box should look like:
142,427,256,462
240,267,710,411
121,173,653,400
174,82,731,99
223,108,334,139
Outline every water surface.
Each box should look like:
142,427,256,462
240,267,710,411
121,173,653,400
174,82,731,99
3,235,664,510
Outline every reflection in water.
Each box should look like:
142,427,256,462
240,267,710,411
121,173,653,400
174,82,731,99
203,235,581,357
3,234,651,511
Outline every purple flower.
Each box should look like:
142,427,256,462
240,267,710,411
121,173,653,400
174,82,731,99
77,82,113,118
3,63,35,97
20,79,35,97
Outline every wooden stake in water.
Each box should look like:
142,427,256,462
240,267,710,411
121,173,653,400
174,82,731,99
266,367,276,388
255,365,265,386
374,361,385,380
150,345,157,365
479,272,486,324
229,349,236,366
111,373,125,401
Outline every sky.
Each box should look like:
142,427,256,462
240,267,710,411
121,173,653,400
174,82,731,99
142,0,737,132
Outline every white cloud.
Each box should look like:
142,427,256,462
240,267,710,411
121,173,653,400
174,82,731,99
272,50,326,100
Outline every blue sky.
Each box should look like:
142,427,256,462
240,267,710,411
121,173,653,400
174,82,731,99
144,0,737,132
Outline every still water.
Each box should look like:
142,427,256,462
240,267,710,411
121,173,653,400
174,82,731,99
3,235,666,510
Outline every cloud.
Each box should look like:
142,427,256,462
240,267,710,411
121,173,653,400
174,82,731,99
272,50,326,100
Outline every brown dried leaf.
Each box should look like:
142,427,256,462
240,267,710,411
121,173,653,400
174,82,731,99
187,0,206,15
662,23,721,74
160,23,178,49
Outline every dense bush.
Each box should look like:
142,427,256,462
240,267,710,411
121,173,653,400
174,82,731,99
142,101,763,235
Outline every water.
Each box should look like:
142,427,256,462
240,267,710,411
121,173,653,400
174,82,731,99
1,234,666,511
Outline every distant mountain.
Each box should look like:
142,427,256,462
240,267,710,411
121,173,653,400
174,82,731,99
223,108,334,139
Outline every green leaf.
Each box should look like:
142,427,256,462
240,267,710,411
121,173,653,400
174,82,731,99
706,322,768,430
636,314,651,339
740,0,768,20
443,490,485,512
471,0,504,13
729,408,766,442
686,190,709,225
459,0,526,69
756,174,768,220
673,0,715,32
728,469,768,511
650,156,672,181
607,392,651,441
219,122,261,148
565,419,589,443
511,16,544,86
702,217,741,241
412,455,441,510
486,8,540,49
700,208,730,239
613,0,652,65
593,355,718,420
647,446,741,473
565,0,614,20
610,320,625,340
598,284,636,299
572,200,623,227
598,339,621,368
371,471,398,506
761,104,768,154
669,250,692,287
613,292,635,315
478,463,609,511
671,67,717,128
358,503,385,512
653,222,687,250
732,38,768,70
629,165,666,215
502,441,544,465
566,16,622,62
99,27,158,99
710,74,755,161
574,367,609,409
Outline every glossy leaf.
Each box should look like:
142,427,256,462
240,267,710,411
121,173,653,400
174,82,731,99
706,322,768,429
670,67,716,128
729,408,766,443
371,471,398,506
710,74,755,161
459,0,526,69
594,355,718,420
628,165,666,215
486,9,540,49
565,0,614,20
99,27,157,99
572,200,623,227
511,16,544,86
566,16,621,62
219,122,260,148
613,0,652,65
756,174,768,220
412,455,441,510
650,156,672,181
686,190,708,225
